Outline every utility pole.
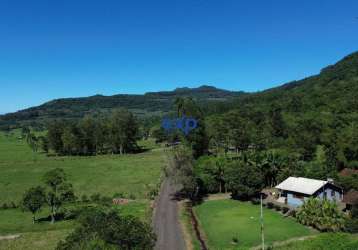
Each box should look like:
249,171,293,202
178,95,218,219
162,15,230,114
260,193,265,250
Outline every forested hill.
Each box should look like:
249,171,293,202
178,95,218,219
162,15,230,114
233,51,358,114
0,85,244,128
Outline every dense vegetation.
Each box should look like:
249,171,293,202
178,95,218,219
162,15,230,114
44,109,139,155
296,198,346,232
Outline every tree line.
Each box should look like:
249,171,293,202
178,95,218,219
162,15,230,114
24,109,140,156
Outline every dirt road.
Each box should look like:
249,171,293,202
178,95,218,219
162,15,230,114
153,179,186,250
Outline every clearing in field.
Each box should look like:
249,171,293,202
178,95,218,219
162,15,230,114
194,199,316,249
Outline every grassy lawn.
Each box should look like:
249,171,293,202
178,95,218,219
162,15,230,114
194,199,316,249
274,233,358,250
0,132,165,204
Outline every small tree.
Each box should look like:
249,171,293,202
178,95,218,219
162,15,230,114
225,161,264,200
22,186,46,224
167,146,198,199
43,168,75,223
56,208,156,250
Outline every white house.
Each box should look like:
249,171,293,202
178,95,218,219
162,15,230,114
275,177,343,207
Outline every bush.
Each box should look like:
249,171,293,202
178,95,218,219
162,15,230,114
274,204,281,211
112,192,125,199
282,207,290,214
232,236,239,244
345,218,358,233
288,209,296,217
296,198,345,232
129,193,136,200
267,202,274,209
147,188,158,200
1,203,8,209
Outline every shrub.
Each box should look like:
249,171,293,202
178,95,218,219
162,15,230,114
345,218,358,233
274,204,281,211
232,236,239,244
147,188,158,200
282,207,290,214
296,198,345,232
129,193,136,200
267,202,274,209
288,209,296,217
112,192,125,199
1,203,8,209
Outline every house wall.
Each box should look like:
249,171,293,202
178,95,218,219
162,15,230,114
315,184,343,202
285,183,343,207
286,192,309,207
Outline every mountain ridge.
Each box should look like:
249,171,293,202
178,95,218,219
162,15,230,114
1,50,358,128
0,85,245,128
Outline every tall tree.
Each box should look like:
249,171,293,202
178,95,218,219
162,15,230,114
43,168,75,223
108,109,139,154
47,120,65,154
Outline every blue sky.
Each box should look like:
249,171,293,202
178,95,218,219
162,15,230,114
0,0,358,114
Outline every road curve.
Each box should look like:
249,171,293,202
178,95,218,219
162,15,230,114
153,179,186,250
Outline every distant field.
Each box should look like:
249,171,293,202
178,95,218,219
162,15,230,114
0,131,165,204
194,199,316,249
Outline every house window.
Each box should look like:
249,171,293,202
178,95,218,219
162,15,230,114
331,190,335,197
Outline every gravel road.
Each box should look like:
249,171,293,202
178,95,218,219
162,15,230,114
153,179,186,250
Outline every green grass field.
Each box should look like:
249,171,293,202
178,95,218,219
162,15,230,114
0,132,165,204
274,233,358,250
0,131,164,249
0,230,70,250
194,199,316,249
